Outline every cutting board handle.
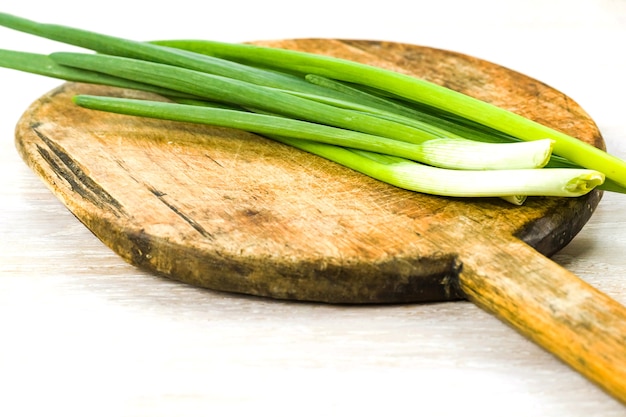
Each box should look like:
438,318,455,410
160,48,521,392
458,235,626,404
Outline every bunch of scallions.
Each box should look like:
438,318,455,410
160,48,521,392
1,13,625,205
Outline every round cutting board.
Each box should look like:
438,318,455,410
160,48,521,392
14,39,603,304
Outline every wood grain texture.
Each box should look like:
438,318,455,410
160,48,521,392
12,40,626,403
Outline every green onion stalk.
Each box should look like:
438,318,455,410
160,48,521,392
72,94,604,201
153,38,626,188
73,95,555,171
0,12,621,202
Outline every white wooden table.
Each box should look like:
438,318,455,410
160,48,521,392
1,2,625,416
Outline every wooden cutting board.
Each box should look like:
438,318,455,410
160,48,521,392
13,39,626,403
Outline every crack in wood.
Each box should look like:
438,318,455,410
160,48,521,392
32,124,126,218
147,186,214,240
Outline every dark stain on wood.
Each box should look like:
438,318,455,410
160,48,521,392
32,124,126,218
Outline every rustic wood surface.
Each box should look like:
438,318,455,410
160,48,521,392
2,2,626,416
13,42,603,303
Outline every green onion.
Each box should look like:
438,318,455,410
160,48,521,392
153,39,626,188
73,95,555,170
0,49,197,99
72,95,604,200
302,74,517,143
0,12,393,108
48,51,554,170
0,12,619,202
48,51,444,145
272,138,604,198
0,13,315,93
